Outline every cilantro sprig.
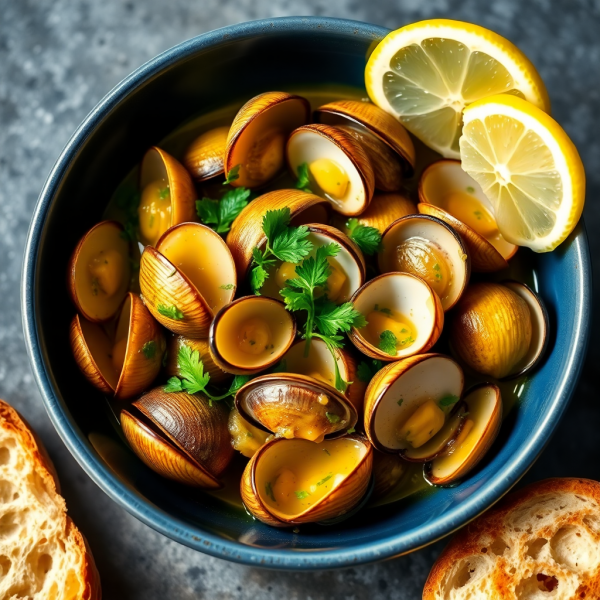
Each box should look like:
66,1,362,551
164,345,250,405
295,163,312,193
346,218,382,256
196,187,251,234
250,208,313,294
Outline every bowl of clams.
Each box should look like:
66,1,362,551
23,17,590,568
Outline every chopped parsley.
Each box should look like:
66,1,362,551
346,427,356,434
326,412,341,424
374,304,393,316
346,218,382,256
223,164,241,185
316,474,333,487
357,359,383,382
438,394,460,408
219,283,235,290
295,162,312,193
141,340,156,359
196,186,251,234
466,186,475,194
379,330,398,356
157,304,184,320
265,481,275,501
397,398,404,407
158,186,170,200
295,490,310,500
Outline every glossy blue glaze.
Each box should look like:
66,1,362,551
21,17,591,569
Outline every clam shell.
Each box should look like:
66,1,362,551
165,334,230,385
425,384,502,486
286,124,375,216
372,451,408,500
379,214,470,311
226,189,328,276
68,220,131,322
349,272,444,361
121,409,221,488
363,354,464,455
182,126,229,181
225,91,310,188
209,296,296,375
240,434,373,527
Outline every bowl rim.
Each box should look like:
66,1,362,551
21,16,592,570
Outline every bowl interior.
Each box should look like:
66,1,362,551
23,17,590,569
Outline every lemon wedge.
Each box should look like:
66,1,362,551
460,94,585,252
365,19,550,158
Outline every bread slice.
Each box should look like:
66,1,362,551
423,478,600,599
0,400,100,599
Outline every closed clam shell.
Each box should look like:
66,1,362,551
224,91,310,188
372,451,408,500
165,334,230,385
121,409,221,488
182,126,229,181
425,384,502,486
225,189,328,276
449,282,533,379
133,386,233,479
240,434,373,527
235,373,357,441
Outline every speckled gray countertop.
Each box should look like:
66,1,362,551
1,0,600,597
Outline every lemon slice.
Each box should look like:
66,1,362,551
365,19,550,158
460,94,585,252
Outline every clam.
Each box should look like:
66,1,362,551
138,147,196,246
379,214,470,311
261,223,366,303
139,222,236,337
224,91,310,188
425,384,502,486
280,339,367,415
68,220,131,322
208,296,296,376
121,386,233,488
286,124,375,216
226,189,328,276
449,282,542,379
349,272,444,361
315,100,415,191
363,354,465,462
372,451,408,500
70,292,165,399
228,408,271,458
165,334,230,385
235,373,358,442
418,160,517,272
182,126,229,181
240,433,373,527
331,192,417,235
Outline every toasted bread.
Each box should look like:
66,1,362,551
0,400,100,599
423,478,600,599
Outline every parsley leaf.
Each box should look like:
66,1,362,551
228,375,251,396
357,359,383,382
295,162,312,193
141,340,156,359
379,330,398,356
346,218,382,256
158,186,170,200
157,304,184,320
295,490,310,500
314,301,366,337
439,394,460,408
220,283,235,290
316,474,333,486
265,481,275,501
326,412,341,424
223,164,240,185
196,187,251,234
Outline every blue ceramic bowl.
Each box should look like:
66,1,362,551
22,17,591,569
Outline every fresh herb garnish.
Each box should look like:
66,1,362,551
357,359,383,382
317,474,333,487
374,304,393,316
271,359,287,373
466,186,475,194
295,490,310,500
326,412,341,424
397,398,404,406
158,186,170,200
196,187,251,234
346,218,382,256
439,394,460,408
346,427,356,434
219,283,235,290
141,340,156,359
295,162,312,193
265,481,275,501
379,330,398,356
250,208,313,294
223,164,241,185
157,304,184,320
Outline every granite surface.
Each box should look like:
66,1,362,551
1,0,600,597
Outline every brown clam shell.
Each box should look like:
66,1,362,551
182,126,228,181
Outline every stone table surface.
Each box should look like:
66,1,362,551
1,0,599,597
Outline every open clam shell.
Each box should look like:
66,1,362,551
449,282,539,379
349,272,444,361
286,124,375,216
139,222,236,337
261,223,366,303
209,296,296,376
226,189,328,276
363,354,465,461
182,126,229,182
418,160,517,272
379,214,470,311
139,147,196,246
68,220,131,322
165,334,230,385
228,408,271,458
224,91,310,188
280,339,367,416
241,433,373,527
235,373,357,442
70,292,165,399
425,384,502,486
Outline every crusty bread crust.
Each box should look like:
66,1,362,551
0,399,101,600
423,478,600,599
